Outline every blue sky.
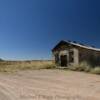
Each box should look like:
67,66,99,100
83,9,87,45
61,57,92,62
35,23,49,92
0,0,100,60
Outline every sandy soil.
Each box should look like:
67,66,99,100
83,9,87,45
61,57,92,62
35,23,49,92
0,69,100,100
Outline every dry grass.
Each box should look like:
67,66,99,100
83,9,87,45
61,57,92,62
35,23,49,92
90,67,100,74
0,60,55,73
68,61,100,75
68,61,91,72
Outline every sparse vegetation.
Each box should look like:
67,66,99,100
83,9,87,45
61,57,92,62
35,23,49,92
0,60,100,75
68,61,91,72
68,61,100,75
78,61,91,72
0,60,56,73
90,67,100,74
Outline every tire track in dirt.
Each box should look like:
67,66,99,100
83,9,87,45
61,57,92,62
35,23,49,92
0,70,99,100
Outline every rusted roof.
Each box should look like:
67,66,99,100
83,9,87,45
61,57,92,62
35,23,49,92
52,40,100,52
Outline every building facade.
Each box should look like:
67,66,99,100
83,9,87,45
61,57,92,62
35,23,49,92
52,40,100,67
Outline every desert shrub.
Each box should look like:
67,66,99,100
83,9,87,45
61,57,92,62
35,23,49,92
68,61,100,75
84,65,91,72
90,67,100,74
68,61,91,72
79,61,91,72
42,64,56,69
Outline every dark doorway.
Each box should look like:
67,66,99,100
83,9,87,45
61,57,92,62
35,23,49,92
60,55,67,66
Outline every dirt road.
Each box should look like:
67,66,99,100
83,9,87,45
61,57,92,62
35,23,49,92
0,69,100,100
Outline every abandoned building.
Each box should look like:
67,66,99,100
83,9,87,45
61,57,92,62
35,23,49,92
52,40,100,67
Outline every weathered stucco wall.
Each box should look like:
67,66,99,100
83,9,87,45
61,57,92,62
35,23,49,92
78,47,100,66
52,44,79,66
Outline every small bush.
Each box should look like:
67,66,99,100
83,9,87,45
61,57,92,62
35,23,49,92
79,62,91,72
68,62,91,72
42,64,56,69
90,67,100,74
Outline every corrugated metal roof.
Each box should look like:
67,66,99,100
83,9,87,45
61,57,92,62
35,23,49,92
68,40,100,51
52,40,100,52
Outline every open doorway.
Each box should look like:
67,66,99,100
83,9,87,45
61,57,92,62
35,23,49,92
60,55,67,66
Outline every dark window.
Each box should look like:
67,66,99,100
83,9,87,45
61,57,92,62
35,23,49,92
69,51,74,63
55,54,59,64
